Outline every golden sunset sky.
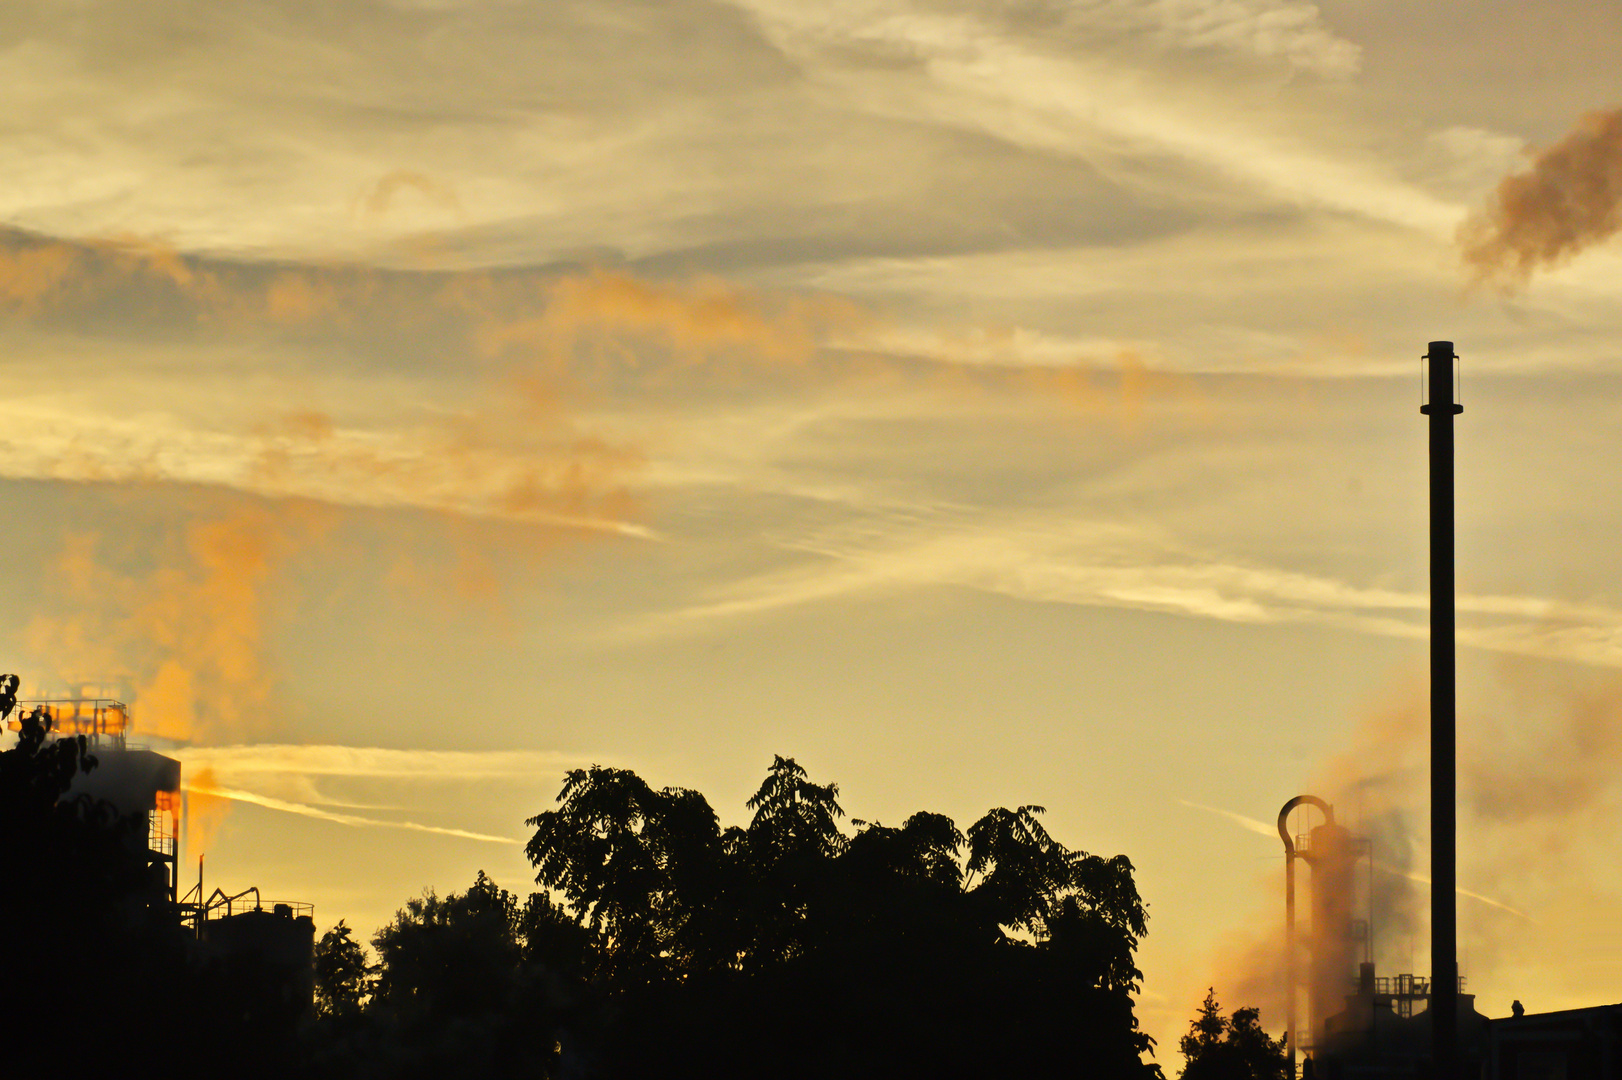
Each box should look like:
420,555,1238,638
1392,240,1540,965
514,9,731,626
6,0,1622,1056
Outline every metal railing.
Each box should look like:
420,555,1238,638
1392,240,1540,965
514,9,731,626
12,699,130,743
147,809,176,859
1372,971,1468,1020
201,887,314,922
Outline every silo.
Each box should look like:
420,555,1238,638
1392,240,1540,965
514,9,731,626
201,900,318,1018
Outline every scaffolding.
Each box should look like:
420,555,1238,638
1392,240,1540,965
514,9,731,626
1375,973,1469,1019
11,698,130,746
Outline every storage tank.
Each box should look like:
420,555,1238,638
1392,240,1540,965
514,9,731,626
201,901,317,1014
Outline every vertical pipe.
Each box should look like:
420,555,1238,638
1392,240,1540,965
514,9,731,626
1422,340,1460,1079
1285,849,1296,1077
1279,797,1327,1075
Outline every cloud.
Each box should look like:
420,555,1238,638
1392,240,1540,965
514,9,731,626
1053,0,1362,77
635,508,1622,669
355,170,462,222
0,392,653,537
1460,108,1622,287
183,779,515,844
740,0,1456,232
0,232,886,532
167,743,597,846
174,743,596,781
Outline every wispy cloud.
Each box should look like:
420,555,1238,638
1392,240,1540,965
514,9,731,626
182,780,516,844
742,0,1458,232
1008,0,1363,77
0,394,655,538
638,509,1622,669
174,743,597,781
168,743,599,845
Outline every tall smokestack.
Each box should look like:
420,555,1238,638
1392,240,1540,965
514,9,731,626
1422,340,1460,1079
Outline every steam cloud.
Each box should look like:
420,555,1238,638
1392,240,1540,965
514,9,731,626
1183,661,1622,1045
23,504,328,745
1460,108,1622,287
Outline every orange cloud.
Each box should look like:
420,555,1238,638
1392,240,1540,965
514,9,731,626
23,501,332,745
0,224,1195,442
0,239,82,307
182,766,232,856
466,269,867,379
1460,108,1622,288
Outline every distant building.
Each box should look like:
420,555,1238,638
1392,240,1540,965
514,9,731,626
1484,1002,1622,1079
36,697,184,905
24,696,315,1013
1312,961,1489,1078
198,895,318,1022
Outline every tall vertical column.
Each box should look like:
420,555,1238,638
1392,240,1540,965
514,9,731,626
1422,340,1460,1079
1284,851,1296,1078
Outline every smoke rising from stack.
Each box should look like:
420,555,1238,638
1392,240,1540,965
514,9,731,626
1197,659,1622,1045
184,766,231,855
1459,108,1622,287
22,504,328,746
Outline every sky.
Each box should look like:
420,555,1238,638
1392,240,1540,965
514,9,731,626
6,0,1622,1060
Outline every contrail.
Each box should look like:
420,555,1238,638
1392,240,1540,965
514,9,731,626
1178,799,1278,838
1180,800,1531,918
183,781,516,844
1373,860,1533,922
173,743,599,780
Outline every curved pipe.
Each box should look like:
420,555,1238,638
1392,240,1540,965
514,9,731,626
1278,794,1334,856
1279,794,1333,1077
204,885,262,917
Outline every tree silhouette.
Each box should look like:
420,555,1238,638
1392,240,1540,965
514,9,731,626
371,870,524,1023
525,765,730,982
524,755,1163,1079
8,717,1164,1080
305,870,595,1080
745,754,847,862
518,889,598,977
1178,989,1288,1080
314,920,374,1019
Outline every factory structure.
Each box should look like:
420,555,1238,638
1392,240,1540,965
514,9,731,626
1277,794,1489,1078
18,694,316,1013
1277,792,1622,1078
1278,339,1622,1080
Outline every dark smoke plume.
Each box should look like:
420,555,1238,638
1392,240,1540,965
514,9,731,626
1459,109,1622,287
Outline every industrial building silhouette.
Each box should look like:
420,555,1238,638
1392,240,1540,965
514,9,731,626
1278,792,1622,1078
25,694,316,1015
